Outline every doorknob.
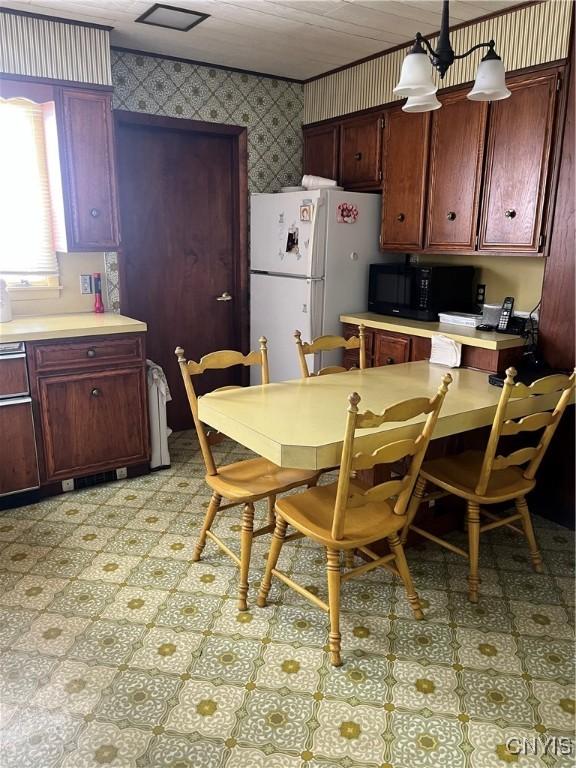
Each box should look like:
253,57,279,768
216,291,232,302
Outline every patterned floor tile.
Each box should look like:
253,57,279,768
60,721,152,768
237,689,314,751
100,585,169,624
11,612,90,657
388,711,465,768
96,667,181,727
131,626,203,673
165,679,245,738
31,660,117,714
0,431,573,767
69,620,146,666
391,659,460,715
256,641,324,693
313,698,385,763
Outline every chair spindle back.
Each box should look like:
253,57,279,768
175,337,270,476
331,373,453,540
475,367,575,495
294,325,367,378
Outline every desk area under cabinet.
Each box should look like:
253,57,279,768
340,312,526,373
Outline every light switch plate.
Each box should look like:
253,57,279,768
80,274,93,294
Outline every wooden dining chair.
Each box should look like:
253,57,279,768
175,339,319,611
257,373,453,666
401,367,575,603
294,324,367,378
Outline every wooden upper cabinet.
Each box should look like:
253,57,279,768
426,92,487,250
303,123,340,181
479,69,559,253
339,112,383,189
56,89,120,251
380,108,429,250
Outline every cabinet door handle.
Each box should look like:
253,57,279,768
216,291,232,302
396,213,405,222
90,208,101,218
447,211,457,221
354,152,362,161
91,388,101,398
86,348,96,358
505,209,517,219
385,356,395,365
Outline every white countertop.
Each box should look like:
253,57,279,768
0,313,147,343
340,312,525,351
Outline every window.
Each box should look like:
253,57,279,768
0,98,59,285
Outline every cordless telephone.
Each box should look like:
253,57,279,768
496,296,514,332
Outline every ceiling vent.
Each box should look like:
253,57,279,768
135,4,210,31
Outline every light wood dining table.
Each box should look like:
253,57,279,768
197,361,562,470
199,361,568,469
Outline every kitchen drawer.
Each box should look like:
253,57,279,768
38,366,149,481
31,334,145,373
373,333,411,366
0,354,29,397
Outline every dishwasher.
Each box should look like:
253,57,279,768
0,342,40,496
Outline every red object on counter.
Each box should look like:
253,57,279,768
93,272,105,313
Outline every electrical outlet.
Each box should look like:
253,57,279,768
61,479,74,492
80,274,93,295
116,467,128,480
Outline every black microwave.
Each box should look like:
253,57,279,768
368,263,476,322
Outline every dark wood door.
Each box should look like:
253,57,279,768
380,108,429,250
115,113,248,431
38,367,148,481
426,92,487,250
0,400,39,494
58,89,120,250
339,113,383,189
479,69,559,252
303,123,340,181
373,332,411,366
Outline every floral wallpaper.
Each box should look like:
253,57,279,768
105,50,304,310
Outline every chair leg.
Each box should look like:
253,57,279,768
515,496,543,573
326,548,343,667
267,495,276,527
467,501,481,603
400,476,427,544
257,515,288,608
344,549,354,569
388,533,424,620
192,492,222,562
238,502,255,612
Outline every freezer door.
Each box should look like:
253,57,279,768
250,273,323,383
250,191,325,278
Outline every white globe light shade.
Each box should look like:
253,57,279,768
403,93,442,113
467,57,511,101
394,52,438,98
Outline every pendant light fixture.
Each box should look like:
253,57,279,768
394,0,510,112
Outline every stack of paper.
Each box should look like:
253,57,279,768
430,334,462,368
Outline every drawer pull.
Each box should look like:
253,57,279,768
354,152,362,161
447,211,456,221
90,208,101,218
91,387,101,398
86,348,96,358
505,208,516,219
385,356,395,365
396,213,405,222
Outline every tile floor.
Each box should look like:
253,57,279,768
0,431,574,767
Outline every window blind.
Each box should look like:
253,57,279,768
0,98,59,277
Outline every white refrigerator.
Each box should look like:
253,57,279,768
250,189,384,383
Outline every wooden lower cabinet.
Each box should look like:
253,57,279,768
0,399,40,495
27,333,150,485
373,333,410,366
